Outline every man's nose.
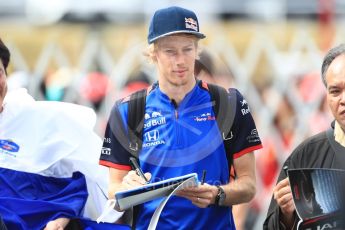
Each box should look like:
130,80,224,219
340,91,345,104
175,52,186,65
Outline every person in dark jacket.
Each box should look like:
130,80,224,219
264,43,345,229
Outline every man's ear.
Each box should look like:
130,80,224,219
151,52,158,63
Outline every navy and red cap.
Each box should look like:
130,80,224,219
148,6,206,44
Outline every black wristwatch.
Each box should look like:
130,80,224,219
215,185,226,206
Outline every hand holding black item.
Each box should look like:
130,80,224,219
273,177,295,228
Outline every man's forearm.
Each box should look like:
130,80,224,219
221,175,256,206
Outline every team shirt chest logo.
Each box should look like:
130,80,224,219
193,112,215,122
143,130,165,148
144,111,166,129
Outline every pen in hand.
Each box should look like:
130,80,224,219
129,157,149,183
201,170,207,185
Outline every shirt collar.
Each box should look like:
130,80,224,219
334,120,345,147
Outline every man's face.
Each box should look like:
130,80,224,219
153,35,198,87
0,60,7,111
326,54,345,129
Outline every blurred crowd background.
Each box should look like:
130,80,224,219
1,0,345,229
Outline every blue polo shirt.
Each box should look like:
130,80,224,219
100,81,262,229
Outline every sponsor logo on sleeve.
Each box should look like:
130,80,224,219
240,99,251,115
246,129,260,143
101,147,111,155
103,137,111,144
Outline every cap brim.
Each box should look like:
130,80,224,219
149,30,206,44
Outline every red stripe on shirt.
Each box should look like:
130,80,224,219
233,144,263,159
99,160,131,171
201,81,209,90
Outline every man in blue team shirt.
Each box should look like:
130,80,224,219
100,6,263,229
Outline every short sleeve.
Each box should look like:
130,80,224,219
227,88,263,159
99,101,132,170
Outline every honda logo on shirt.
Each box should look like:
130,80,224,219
144,130,159,142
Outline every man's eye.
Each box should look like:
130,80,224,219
330,89,340,94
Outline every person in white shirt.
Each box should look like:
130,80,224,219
0,38,121,230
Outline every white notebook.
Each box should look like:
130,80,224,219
115,173,198,210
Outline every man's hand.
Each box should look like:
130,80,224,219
44,217,69,230
109,168,151,211
121,170,152,189
111,170,152,211
176,183,218,208
273,177,295,227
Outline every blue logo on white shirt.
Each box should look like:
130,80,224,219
0,139,20,152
